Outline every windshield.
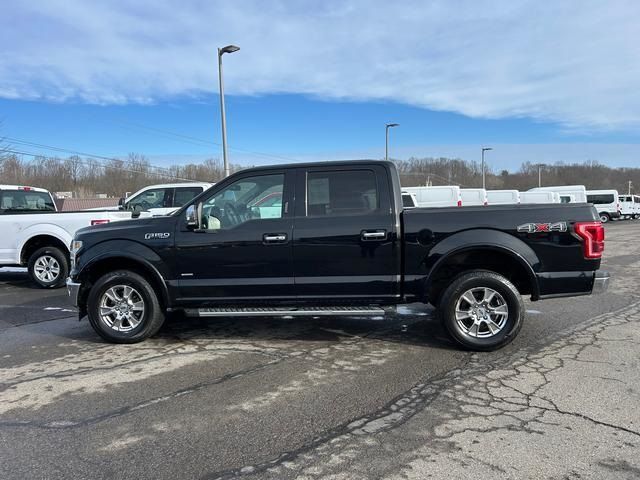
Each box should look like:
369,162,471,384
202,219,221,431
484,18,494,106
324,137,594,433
0,190,56,212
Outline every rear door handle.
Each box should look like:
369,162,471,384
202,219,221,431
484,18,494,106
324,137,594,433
361,230,387,241
263,233,288,244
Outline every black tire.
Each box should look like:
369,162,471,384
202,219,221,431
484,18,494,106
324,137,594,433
87,270,165,343
438,270,524,351
27,246,69,288
599,213,610,223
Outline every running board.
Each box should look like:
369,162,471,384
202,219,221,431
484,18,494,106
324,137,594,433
185,306,387,317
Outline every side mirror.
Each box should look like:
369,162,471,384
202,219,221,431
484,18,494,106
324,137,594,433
118,197,125,207
185,204,199,229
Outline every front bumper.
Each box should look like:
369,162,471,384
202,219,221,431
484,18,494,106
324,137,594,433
592,270,610,295
66,277,81,308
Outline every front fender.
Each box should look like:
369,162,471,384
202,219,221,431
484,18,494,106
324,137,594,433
74,239,172,306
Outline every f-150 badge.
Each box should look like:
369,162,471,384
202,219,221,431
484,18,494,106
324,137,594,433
145,232,171,239
517,222,567,233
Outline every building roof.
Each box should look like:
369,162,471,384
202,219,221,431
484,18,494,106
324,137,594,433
55,198,119,212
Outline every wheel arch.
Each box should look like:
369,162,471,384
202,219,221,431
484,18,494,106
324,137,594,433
424,241,540,304
20,234,70,265
77,253,170,314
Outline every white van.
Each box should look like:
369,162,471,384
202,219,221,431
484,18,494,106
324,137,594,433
586,190,620,223
486,190,520,205
529,185,587,204
619,195,636,219
460,188,488,206
636,195,640,218
519,191,560,204
401,186,462,208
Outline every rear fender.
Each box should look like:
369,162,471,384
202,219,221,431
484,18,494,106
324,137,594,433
422,229,540,299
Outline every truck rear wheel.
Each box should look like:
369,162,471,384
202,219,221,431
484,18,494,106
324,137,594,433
438,270,524,351
87,270,165,343
28,246,68,288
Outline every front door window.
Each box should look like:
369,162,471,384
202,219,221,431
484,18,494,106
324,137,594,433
199,174,284,231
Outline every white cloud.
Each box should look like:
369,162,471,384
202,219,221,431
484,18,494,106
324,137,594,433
1,0,639,131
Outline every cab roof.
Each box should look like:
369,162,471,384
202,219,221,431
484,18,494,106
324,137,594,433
0,185,51,193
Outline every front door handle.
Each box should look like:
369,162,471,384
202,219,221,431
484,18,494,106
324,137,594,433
263,233,288,244
361,230,387,241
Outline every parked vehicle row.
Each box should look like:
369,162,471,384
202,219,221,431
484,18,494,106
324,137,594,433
0,185,152,287
2,172,633,294
403,184,638,224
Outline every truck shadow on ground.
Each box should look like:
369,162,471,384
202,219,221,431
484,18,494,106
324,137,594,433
0,273,457,351
157,310,457,351
0,270,39,288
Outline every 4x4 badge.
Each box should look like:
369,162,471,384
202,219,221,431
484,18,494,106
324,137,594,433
517,222,567,233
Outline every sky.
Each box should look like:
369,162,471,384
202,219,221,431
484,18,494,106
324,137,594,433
1,0,639,172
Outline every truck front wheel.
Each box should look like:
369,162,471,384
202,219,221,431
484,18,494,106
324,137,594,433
438,270,524,351
28,246,69,288
87,270,165,343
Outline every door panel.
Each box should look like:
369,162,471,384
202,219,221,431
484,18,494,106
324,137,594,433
174,171,294,304
292,166,400,301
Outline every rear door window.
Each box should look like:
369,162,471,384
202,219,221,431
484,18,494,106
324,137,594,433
173,187,203,207
306,170,378,217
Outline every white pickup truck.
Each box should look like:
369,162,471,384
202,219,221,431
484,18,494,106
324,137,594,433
0,185,146,288
87,182,213,216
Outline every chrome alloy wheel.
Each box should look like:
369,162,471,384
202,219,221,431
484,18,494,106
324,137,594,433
455,287,508,338
33,255,61,283
99,285,145,332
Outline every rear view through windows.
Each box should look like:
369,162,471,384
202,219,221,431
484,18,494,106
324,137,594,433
0,190,56,212
306,170,378,216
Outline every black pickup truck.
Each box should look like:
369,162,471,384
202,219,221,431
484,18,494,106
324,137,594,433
67,160,609,350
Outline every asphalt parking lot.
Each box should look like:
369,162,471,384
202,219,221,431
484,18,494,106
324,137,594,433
1,222,639,480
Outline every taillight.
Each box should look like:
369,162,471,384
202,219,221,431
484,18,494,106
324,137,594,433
457,200,462,207
91,219,110,226
18,186,33,191
574,221,605,259
483,201,488,206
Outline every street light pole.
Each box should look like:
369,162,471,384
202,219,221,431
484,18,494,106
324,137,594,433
537,164,546,187
385,123,399,162
217,44,240,178
481,147,492,189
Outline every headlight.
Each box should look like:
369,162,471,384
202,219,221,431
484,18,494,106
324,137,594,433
70,240,83,253
69,240,83,270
